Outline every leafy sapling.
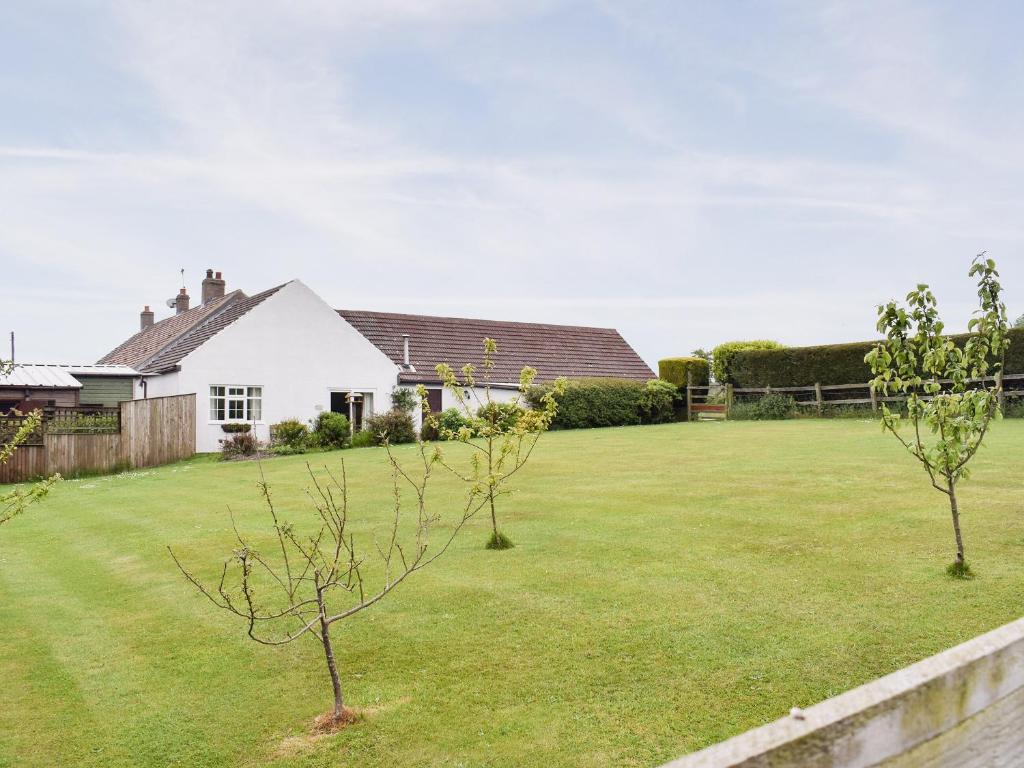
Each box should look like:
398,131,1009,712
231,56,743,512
865,255,1010,577
0,360,59,527
426,338,566,549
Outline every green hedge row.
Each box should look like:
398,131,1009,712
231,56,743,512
727,328,1024,387
710,340,784,383
527,378,678,429
658,357,709,387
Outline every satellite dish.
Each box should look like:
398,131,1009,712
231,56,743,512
165,297,177,308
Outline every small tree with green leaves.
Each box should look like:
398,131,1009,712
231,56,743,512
865,255,1010,577
1,360,59,527
428,338,566,550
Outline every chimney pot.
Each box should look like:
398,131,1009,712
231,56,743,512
201,268,227,304
140,305,155,330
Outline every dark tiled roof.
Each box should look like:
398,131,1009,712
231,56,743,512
98,292,242,370
98,285,287,373
337,310,654,385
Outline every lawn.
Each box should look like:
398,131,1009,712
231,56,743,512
2,420,1023,768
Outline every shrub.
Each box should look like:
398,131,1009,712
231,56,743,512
658,357,709,388
437,407,472,436
270,419,309,450
638,379,678,424
711,340,784,383
350,430,375,448
270,444,308,456
363,409,416,445
312,411,350,449
727,327,1024,388
390,386,418,414
729,393,796,421
219,432,259,458
526,377,682,429
527,378,641,429
220,423,252,434
477,401,524,432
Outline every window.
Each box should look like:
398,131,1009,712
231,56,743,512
210,385,262,422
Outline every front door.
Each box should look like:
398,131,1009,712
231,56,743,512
424,388,443,416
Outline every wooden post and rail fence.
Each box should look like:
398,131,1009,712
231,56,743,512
685,372,1022,421
0,394,196,483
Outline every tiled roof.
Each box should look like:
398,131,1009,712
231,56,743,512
142,285,286,373
97,285,286,373
337,310,654,385
98,292,242,370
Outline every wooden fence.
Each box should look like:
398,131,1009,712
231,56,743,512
661,615,1024,767
0,394,195,483
686,373,1024,420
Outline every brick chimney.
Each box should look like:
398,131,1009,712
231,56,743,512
140,305,154,331
201,269,226,304
175,287,190,314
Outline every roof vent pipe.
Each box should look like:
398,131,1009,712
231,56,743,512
402,333,410,366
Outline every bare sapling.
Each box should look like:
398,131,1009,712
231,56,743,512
426,338,566,549
168,430,490,728
865,254,1010,578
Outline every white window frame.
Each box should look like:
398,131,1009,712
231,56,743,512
209,385,263,423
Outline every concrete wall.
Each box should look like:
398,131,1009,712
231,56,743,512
149,280,400,452
662,616,1024,768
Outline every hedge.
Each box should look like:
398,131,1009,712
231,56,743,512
526,378,678,429
727,327,1024,388
658,357,709,387
710,340,784,383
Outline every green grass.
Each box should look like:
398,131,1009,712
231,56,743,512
2,420,1023,768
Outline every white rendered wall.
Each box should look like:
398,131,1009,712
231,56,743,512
163,280,400,452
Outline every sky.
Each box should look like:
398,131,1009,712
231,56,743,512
1,1,1022,368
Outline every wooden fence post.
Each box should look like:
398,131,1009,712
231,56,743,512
686,371,693,422
726,384,734,418
996,371,1005,412
869,383,878,412
814,382,823,416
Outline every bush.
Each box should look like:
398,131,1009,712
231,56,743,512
477,401,524,432
528,378,680,429
638,379,678,424
711,340,784,383
390,386,418,414
363,409,416,445
437,407,472,435
658,357,709,388
729,392,796,421
220,423,251,434
350,430,375,448
727,327,1024,388
219,432,259,458
270,419,309,450
312,411,350,449
270,444,308,456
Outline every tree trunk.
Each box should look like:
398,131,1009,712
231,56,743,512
318,594,344,719
948,481,966,565
489,490,498,537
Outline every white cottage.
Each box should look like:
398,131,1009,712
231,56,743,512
99,270,654,452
